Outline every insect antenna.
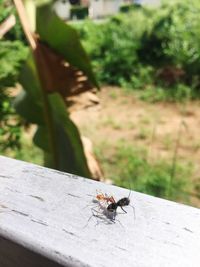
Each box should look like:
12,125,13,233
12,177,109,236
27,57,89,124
127,188,131,199
127,181,136,220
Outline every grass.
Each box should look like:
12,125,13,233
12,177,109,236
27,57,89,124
140,117,151,125
192,141,200,152
108,90,118,99
102,118,122,130
162,134,173,150
127,121,135,130
0,134,43,166
95,141,193,204
135,127,150,140
138,84,197,103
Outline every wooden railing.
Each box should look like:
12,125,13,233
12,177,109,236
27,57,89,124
0,155,199,267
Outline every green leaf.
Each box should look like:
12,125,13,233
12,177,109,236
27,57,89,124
33,93,91,176
36,3,98,88
48,93,90,175
13,54,44,125
33,125,50,151
15,55,91,177
14,90,44,125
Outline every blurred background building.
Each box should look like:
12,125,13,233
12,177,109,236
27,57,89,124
53,0,160,20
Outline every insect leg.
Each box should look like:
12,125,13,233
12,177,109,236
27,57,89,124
120,206,127,213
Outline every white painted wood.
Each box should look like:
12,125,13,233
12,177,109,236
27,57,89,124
0,155,199,267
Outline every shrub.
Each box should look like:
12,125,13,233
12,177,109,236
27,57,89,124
76,9,153,85
0,1,28,153
70,6,88,20
0,0,26,42
0,41,28,152
119,4,135,13
75,0,200,99
139,0,200,88
0,41,28,89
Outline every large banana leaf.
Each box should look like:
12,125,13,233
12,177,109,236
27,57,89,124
36,3,98,89
13,1,98,177
14,55,91,177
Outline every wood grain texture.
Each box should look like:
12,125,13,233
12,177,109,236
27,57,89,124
0,155,199,267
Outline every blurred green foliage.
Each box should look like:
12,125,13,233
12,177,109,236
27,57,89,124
70,5,88,20
119,4,136,13
0,41,28,89
0,0,26,41
95,142,193,203
75,0,200,100
76,9,151,85
0,0,28,152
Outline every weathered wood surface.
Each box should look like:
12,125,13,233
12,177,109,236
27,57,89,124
0,155,199,267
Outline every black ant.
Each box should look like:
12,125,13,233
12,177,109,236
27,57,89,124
106,191,135,221
107,197,130,213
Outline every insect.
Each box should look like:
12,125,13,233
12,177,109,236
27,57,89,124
106,190,135,220
83,191,116,227
84,189,135,228
96,191,115,205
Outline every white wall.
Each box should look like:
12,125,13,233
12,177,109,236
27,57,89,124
135,0,160,5
53,0,71,20
90,0,123,18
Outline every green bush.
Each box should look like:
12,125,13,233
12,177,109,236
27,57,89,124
0,41,28,89
76,10,153,85
139,1,200,66
0,0,26,42
75,0,200,99
0,1,28,153
0,41,28,152
119,4,135,13
70,6,88,20
137,0,200,92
